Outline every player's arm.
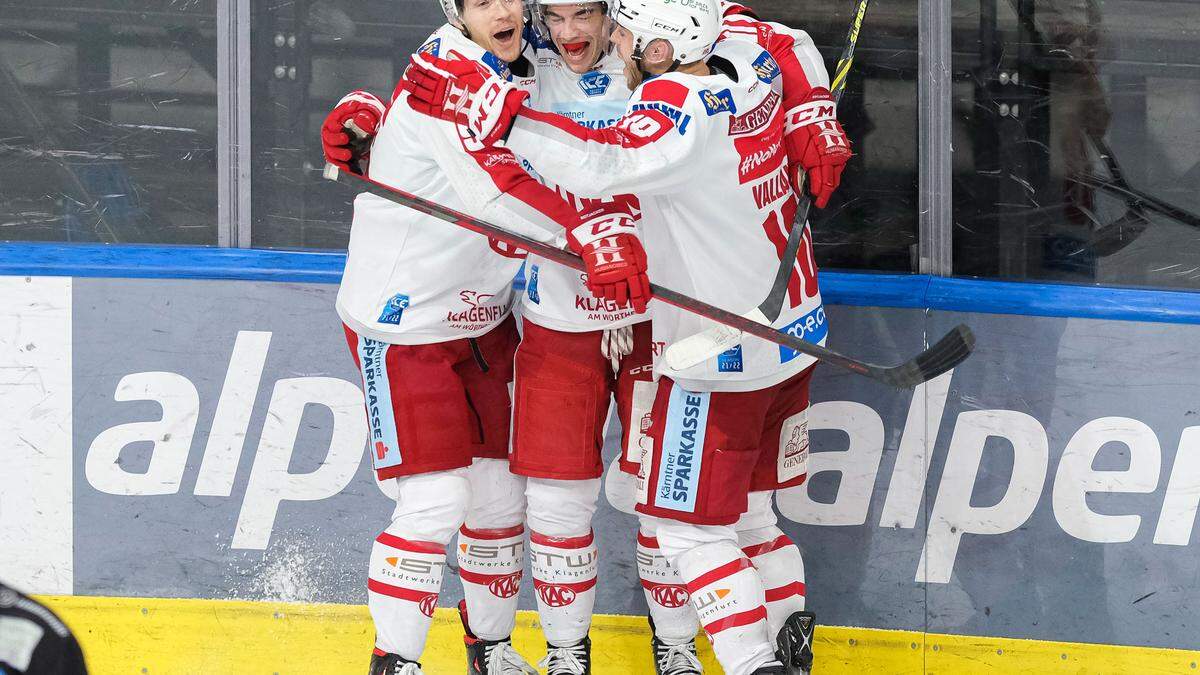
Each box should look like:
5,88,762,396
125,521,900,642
403,53,702,197
399,95,651,311
722,16,851,208
464,144,650,312
503,78,705,198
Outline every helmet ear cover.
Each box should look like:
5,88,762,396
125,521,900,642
611,0,719,66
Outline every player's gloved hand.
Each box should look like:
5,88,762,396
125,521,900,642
568,208,651,315
321,90,385,174
783,87,852,208
403,53,527,148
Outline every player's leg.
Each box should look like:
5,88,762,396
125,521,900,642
527,476,602,674
613,323,704,674
637,378,784,675
509,319,610,673
459,458,534,674
370,468,471,672
736,492,811,674
344,325,480,673
745,366,817,675
455,318,539,674
604,462,703,675
636,523,704,675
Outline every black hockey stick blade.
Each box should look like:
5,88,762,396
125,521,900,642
866,323,976,389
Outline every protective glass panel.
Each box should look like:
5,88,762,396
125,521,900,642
0,3,218,245
249,2,444,250
250,0,919,269
952,1,1200,290
760,1,919,272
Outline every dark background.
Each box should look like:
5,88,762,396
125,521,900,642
0,0,1197,288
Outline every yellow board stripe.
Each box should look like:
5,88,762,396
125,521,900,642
39,595,1200,674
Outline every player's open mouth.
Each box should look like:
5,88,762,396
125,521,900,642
493,28,516,46
561,40,589,57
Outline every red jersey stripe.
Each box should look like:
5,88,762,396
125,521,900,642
376,532,445,555
368,578,437,603
685,557,754,594
641,79,690,108
764,581,807,603
703,607,768,635
742,534,793,558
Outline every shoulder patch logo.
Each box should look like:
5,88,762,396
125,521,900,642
578,70,612,97
698,88,736,116
481,50,512,81
751,50,781,84
418,38,441,57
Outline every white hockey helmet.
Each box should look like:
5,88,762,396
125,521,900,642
439,0,536,32
532,0,613,57
611,0,721,65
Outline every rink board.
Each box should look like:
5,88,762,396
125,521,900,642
2,248,1200,671
39,595,1200,674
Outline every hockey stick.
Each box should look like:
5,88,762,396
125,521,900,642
663,0,870,370
323,163,974,388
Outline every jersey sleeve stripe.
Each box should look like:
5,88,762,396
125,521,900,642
639,79,691,108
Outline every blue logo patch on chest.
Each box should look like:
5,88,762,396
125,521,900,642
578,70,612,97
751,51,781,84
418,38,441,57
698,88,736,116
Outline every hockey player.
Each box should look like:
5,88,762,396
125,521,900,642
326,4,843,673
334,0,649,672
401,0,851,670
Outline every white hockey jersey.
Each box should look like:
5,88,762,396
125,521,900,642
517,9,829,336
336,25,582,345
520,46,646,332
505,38,826,392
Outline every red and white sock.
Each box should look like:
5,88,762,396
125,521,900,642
530,529,599,646
636,525,699,643
742,528,806,638
368,531,447,660
658,524,776,675
456,524,525,641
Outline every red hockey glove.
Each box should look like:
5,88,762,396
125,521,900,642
321,90,385,174
403,53,527,149
784,87,852,209
568,207,651,314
